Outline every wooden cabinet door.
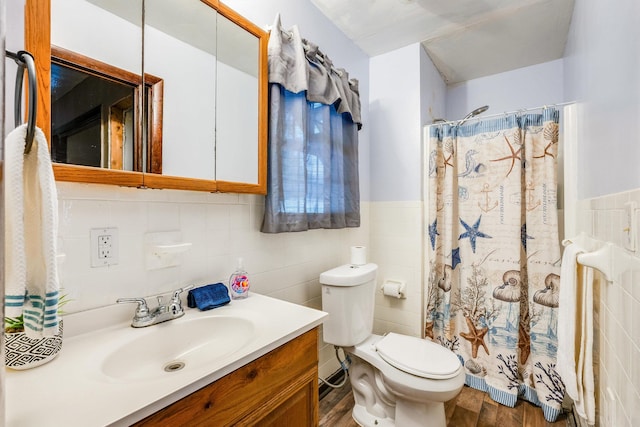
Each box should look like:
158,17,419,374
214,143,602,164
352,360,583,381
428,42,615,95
238,370,318,427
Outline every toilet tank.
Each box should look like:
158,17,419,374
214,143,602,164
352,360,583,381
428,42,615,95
319,263,378,347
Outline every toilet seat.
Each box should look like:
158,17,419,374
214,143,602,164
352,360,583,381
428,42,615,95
375,333,461,380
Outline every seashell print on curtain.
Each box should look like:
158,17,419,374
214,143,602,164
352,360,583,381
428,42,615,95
424,108,565,422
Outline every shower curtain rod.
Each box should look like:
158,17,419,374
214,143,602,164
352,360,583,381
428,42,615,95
432,101,575,127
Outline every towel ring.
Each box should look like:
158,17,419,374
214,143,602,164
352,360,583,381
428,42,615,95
5,50,38,154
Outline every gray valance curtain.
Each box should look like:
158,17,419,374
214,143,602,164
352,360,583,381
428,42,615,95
267,15,362,127
261,15,362,233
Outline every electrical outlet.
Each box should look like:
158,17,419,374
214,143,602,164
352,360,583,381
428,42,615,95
90,228,119,267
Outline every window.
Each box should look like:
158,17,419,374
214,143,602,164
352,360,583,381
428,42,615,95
261,86,360,233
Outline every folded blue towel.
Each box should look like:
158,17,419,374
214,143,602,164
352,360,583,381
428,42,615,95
187,283,230,311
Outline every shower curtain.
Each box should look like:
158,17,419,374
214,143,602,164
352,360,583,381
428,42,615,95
424,108,565,422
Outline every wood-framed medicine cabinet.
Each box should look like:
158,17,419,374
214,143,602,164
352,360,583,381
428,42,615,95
25,0,268,194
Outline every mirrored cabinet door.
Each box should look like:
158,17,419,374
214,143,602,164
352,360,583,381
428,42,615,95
214,2,268,194
215,13,259,185
143,0,217,181
50,0,145,178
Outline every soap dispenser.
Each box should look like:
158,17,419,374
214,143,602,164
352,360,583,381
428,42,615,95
229,257,250,299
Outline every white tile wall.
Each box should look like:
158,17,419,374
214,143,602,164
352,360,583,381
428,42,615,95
369,201,423,337
576,191,640,427
55,182,370,380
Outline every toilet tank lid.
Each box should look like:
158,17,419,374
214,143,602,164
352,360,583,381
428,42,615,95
320,263,378,286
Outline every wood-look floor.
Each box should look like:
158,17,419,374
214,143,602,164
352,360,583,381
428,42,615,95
320,383,572,427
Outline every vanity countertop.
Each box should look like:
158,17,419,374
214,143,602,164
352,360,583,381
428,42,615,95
5,293,327,427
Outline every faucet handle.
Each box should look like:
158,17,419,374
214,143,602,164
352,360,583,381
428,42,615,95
116,297,150,318
168,285,193,315
169,285,194,314
171,284,194,303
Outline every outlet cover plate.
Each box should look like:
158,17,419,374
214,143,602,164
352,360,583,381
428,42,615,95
90,228,119,267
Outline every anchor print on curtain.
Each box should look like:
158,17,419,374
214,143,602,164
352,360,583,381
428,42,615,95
424,108,564,422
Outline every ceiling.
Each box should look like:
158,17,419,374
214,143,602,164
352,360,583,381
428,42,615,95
310,0,575,84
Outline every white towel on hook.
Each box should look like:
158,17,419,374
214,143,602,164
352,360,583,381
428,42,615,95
558,240,596,425
575,265,595,424
557,242,584,399
5,124,60,338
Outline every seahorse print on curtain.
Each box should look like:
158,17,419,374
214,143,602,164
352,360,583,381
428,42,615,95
424,108,564,422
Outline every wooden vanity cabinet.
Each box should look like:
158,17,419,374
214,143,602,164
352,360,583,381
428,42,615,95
133,328,319,426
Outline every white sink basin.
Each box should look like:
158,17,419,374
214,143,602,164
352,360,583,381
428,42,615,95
101,315,255,381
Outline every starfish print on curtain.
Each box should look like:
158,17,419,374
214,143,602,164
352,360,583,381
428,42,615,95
490,135,522,177
451,247,461,269
429,219,439,250
460,316,490,358
521,223,534,251
459,215,492,253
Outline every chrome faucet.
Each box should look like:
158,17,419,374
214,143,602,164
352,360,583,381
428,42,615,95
117,285,194,328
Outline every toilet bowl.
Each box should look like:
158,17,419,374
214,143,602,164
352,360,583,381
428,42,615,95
319,263,465,427
345,334,465,427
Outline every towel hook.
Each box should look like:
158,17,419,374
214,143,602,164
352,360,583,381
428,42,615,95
5,49,38,154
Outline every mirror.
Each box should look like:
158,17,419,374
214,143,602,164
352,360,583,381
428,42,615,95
143,0,218,181
215,13,260,185
50,0,164,174
27,0,267,192
46,0,145,186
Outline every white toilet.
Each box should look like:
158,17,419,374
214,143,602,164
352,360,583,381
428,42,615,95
320,263,465,427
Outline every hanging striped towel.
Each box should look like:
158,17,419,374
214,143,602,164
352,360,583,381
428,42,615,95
5,124,60,338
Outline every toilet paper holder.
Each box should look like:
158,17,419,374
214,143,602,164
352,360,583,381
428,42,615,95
381,279,406,299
